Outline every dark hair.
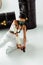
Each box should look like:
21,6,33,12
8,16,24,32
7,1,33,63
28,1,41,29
19,13,26,19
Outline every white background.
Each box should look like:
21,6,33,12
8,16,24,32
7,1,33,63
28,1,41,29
0,0,43,25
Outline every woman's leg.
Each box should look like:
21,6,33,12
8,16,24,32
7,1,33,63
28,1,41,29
0,31,14,48
6,34,17,54
6,41,17,54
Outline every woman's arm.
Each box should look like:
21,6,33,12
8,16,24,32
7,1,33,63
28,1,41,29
23,25,26,48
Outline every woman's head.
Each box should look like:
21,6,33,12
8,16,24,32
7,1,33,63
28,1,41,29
14,20,22,30
13,20,19,29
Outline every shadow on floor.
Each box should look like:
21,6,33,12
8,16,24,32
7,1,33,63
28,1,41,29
6,44,36,59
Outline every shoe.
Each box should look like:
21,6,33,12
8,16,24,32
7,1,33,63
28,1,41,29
23,47,25,52
21,46,25,52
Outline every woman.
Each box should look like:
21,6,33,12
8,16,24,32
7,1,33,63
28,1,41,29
0,19,27,53
15,15,28,52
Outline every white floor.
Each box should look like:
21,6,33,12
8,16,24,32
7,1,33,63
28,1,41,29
0,25,43,65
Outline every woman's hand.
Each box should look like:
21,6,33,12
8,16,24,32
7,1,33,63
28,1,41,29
16,44,22,49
